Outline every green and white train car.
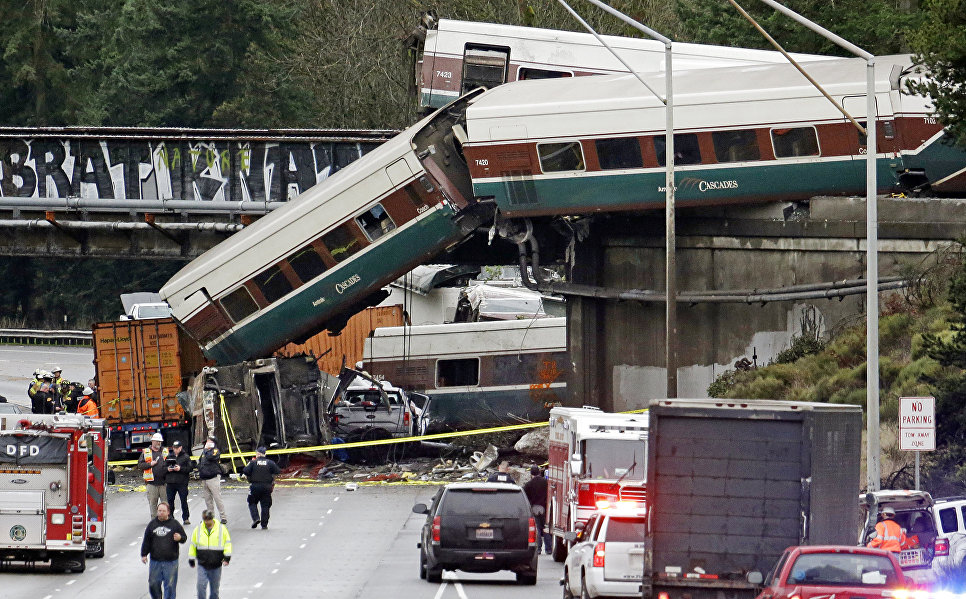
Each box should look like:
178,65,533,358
160,92,489,365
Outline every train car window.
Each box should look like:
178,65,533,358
595,137,644,170
288,245,327,283
518,67,573,80
436,358,480,387
712,129,761,162
355,203,396,242
462,45,509,94
654,134,702,166
253,265,294,304
322,223,363,263
771,127,820,158
219,286,258,323
538,142,585,173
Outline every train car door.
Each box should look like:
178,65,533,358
843,95,900,191
461,45,510,95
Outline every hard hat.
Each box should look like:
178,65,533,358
83,386,94,395
41,371,53,379
881,506,897,517
151,432,164,442
52,366,62,373
33,369,41,377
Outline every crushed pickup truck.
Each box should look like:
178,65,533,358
325,367,428,462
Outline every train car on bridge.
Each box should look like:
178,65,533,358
412,17,834,111
159,91,490,364
460,54,966,216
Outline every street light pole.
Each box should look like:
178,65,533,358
753,0,880,490
559,0,678,397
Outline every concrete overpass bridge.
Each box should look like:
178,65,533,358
0,127,394,259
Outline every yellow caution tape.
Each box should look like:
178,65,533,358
107,408,648,467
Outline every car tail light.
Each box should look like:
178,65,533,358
658,593,670,599
432,516,441,543
936,537,950,557
528,517,537,544
593,542,605,568
404,411,410,425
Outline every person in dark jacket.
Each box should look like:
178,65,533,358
140,502,186,599
242,446,280,529
486,461,514,483
188,510,232,599
165,441,193,525
523,465,552,554
198,438,227,524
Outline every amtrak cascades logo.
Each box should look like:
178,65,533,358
698,180,739,192
10,525,26,541
658,179,740,193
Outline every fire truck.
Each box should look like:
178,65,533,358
547,406,648,562
0,413,109,572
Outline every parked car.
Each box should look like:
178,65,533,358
756,545,907,599
413,482,539,585
562,504,646,599
930,496,966,578
859,490,938,585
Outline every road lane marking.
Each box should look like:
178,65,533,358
110,553,118,558
66,580,76,585
271,568,278,574
333,496,339,502
327,509,333,514
454,581,469,599
254,582,263,588
310,533,316,537
432,583,448,599
285,555,292,561
299,543,306,549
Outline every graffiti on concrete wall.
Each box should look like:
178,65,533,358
0,137,383,203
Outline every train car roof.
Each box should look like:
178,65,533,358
434,19,836,70
159,117,424,299
464,55,919,136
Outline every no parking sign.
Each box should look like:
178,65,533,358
899,396,935,451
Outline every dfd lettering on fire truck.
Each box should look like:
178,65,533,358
546,407,648,561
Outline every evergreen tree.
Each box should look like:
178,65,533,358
906,0,966,148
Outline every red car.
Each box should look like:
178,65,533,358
757,546,909,599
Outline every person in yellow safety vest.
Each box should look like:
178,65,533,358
188,510,232,599
137,433,168,519
50,367,67,411
28,370,45,413
76,388,99,418
867,506,906,552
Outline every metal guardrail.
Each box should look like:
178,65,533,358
0,328,93,347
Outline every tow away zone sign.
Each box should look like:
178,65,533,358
899,396,935,451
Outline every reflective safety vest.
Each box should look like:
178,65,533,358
77,396,99,418
868,519,905,552
142,447,161,482
189,521,233,568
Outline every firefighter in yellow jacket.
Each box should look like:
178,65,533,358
189,510,232,599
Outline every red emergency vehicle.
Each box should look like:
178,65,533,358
547,407,648,562
0,413,109,572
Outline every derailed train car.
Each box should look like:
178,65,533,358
188,355,333,459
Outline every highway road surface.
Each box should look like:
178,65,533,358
3,476,564,599
0,345,95,409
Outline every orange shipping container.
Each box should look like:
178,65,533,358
275,305,404,375
93,318,208,426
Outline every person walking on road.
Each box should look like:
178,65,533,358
139,433,168,519
166,440,193,525
523,465,552,554
198,438,228,524
243,446,280,529
140,502,186,599
867,506,906,552
188,510,232,599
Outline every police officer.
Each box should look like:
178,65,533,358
242,447,280,530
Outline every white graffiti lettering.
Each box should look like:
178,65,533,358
334,274,361,295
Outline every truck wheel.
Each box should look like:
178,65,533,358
426,566,443,583
552,535,568,562
419,551,427,579
516,569,537,585
86,539,105,558
50,552,85,573
580,574,592,599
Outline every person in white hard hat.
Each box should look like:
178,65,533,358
76,387,99,418
138,432,168,518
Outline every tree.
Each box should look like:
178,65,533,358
674,0,920,56
906,0,966,148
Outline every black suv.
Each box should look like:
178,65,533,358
413,482,539,585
